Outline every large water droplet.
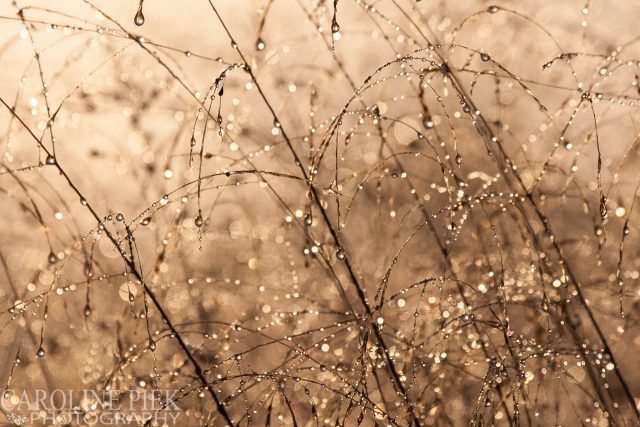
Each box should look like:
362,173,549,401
600,194,608,221
134,1,145,26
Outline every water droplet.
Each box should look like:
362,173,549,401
141,217,151,226
487,5,499,13
84,304,92,317
480,53,490,62
256,38,265,51
599,195,608,220
48,252,57,264
149,338,156,351
336,248,346,260
134,1,145,26
45,155,56,165
195,215,203,227
116,213,124,222
36,346,45,358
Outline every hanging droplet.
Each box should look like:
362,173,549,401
455,153,462,166
134,0,145,26
599,194,608,221
149,338,157,351
331,23,340,33
115,213,124,222
195,215,203,227
256,38,265,51
84,262,93,278
335,247,346,260
48,252,57,264
36,346,45,358
84,304,92,317
45,154,56,165
480,53,491,62
141,217,151,226
487,5,499,13
304,213,313,226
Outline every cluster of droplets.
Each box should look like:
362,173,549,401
2,0,640,426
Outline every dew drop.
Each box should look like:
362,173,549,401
45,154,56,165
84,304,92,317
134,1,145,26
195,215,204,227
116,213,124,222
599,195,608,221
480,53,490,62
487,5,499,13
48,252,57,265
336,247,346,260
141,217,151,226
36,346,45,358
256,38,265,51
84,263,93,278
